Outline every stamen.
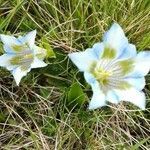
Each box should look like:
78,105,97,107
89,56,133,92
92,62,113,86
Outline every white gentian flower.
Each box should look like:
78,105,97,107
69,23,150,110
0,30,47,85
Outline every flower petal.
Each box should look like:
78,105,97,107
124,77,145,91
33,45,47,60
0,35,21,53
114,88,146,110
31,57,47,68
84,72,96,84
118,44,137,60
19,30,36,48
88,81,106,110
92,42,104,58
68,48,98,72
106,90,119,104
0,54,17,70
103,23,128,58
12,67,31,85
0,54,12,67
126,51,150,77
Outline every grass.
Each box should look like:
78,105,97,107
0,0,150,149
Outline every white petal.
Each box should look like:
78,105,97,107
84,72,96,84
0,54,12,67
106,90,119,104
88,81,106,110
127,51,150,77
124,77,145,91
33,45,42,54
12,67,31,85
0,35,21,53
31,57,47,68
18,35,23,41
114,88,146,110
33,45,47,60
20,30,36,48
68,48,98,72
118,44,137,60
92,42,104,58
0,54,17,70
103,23,128,57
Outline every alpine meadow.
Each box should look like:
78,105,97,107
0,0,150,149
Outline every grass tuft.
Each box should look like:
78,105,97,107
0,0,150,149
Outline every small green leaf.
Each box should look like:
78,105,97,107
40,38,56,58
67,82,86,108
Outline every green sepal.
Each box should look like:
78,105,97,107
40,38,56,59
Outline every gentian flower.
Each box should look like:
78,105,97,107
0,30,47,85
69,23,150,110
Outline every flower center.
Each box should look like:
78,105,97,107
10,51,34,65
10,44,34,70
94,67,112,86
89,58,133,92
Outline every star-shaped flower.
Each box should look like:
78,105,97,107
69,23,150,110
0,30,47,85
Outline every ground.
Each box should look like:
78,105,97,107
0,0,150,149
